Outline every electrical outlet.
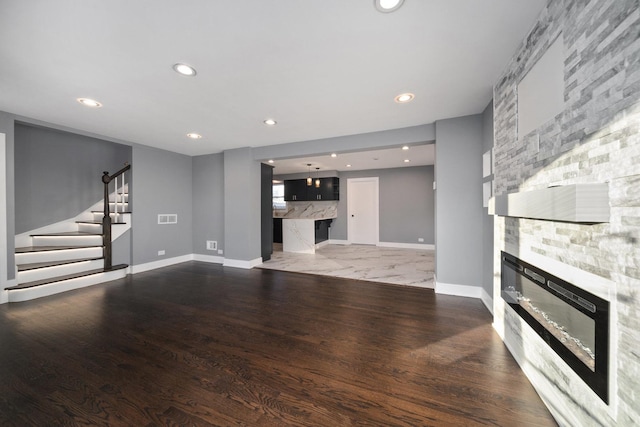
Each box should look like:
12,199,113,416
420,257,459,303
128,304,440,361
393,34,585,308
418,238,424,243
218,249,223,255
158,250,165,256
206,240,217,251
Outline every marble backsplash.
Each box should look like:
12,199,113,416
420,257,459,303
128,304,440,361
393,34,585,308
273,201,337,219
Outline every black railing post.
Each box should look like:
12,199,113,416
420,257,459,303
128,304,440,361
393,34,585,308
102,171,112,270
101,164,130,272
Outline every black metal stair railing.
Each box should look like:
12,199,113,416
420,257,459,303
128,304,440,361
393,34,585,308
101,163,130,270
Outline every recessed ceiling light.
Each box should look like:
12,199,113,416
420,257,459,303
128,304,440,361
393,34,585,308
77,98,102,108
268,159,274,164
331,153,337,158
173,63,197,76
404,159,410,163
375,0,404,13
263,119,277,126
346,164,352,168
402,145,409,150
395,93,415,103
187,133,202,139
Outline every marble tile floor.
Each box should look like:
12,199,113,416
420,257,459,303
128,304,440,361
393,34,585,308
259,243,435,288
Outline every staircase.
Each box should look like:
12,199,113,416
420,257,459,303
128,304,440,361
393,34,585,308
5,165,131,302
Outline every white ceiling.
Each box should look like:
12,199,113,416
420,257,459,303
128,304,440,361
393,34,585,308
0,0,544,160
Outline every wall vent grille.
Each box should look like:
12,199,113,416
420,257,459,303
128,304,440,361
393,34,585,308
158,214,177,224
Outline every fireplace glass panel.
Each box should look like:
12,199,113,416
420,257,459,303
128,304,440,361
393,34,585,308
505,274,595,371
501,252,609,403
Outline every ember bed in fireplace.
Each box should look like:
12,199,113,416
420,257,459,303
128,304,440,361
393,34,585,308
501,252,609,403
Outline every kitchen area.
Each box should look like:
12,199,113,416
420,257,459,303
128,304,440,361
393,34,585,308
273,174,339,254
261,154,435,288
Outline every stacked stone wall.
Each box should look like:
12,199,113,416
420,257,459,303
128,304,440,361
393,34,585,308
493,0,640,424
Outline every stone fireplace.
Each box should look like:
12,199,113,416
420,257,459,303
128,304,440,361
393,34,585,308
491,0,639,425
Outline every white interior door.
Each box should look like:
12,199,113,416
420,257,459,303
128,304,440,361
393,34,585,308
347,177,379,245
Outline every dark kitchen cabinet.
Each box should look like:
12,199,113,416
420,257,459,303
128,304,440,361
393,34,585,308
284,179,308,201
314,219,332,243
312,177,339,201
273,218,283,243
284,177,339,201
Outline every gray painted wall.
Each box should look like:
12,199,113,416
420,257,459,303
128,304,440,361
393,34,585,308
112,229,132,266
223,147,261,262
14,123,131,234
0,112,15,280
192,153,225,255
329,166,434,244
131,144,193,265
434,114,483,287
481,101,494,300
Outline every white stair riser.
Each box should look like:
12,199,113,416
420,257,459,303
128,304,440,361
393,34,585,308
18,259,104,284
8,269,127,303
15,247,103,264
32,235,103,247
78,223,102,233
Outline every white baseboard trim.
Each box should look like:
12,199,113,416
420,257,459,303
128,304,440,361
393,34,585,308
378,241,435,250
131,254,260,274
0,290,8,305
434,278,482,299
315,240,331,250
328,239,350,245
224,257,263,269
480,288,493,315
326,240,434,250
193,254,225,264
131,254,194,274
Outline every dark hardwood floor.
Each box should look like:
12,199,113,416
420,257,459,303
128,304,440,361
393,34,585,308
0,262,557,426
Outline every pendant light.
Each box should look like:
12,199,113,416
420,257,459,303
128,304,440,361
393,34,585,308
315,167,321,188
306,164,312,186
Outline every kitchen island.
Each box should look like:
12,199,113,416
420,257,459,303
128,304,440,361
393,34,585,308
281,217,334,254
274,201,337,254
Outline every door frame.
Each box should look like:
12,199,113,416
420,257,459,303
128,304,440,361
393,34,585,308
1,133,8,302
347,177,379,245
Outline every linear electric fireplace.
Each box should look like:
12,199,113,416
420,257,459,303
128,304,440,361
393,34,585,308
501,252,609,403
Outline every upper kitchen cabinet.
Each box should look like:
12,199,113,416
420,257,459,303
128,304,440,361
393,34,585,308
284,177,339,201
284,179,308,201
310,177,339,201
